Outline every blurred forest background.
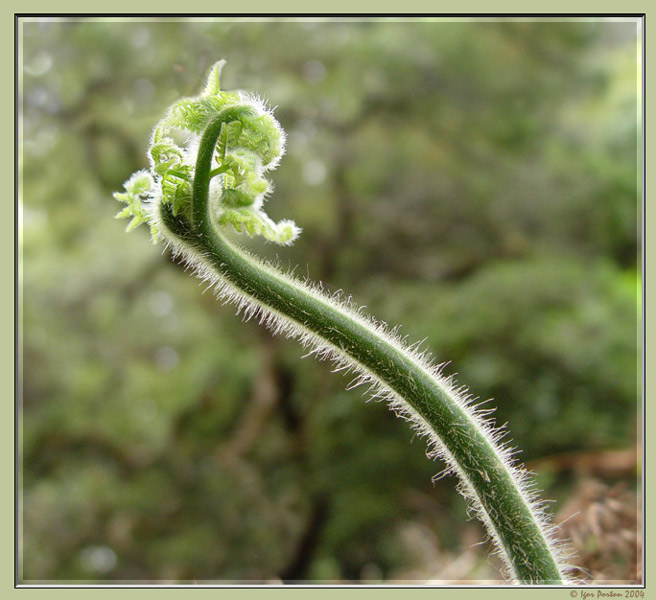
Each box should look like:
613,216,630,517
18,17,642,584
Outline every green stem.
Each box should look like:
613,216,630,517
209,165,229,179
162,112,566,585
191,105,255,229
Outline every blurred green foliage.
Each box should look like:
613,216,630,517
19,17,641,583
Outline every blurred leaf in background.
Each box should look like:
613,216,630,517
18,16,641,584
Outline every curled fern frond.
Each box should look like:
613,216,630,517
114,61,572,585
115,60,298,245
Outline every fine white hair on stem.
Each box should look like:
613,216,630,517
151,200,574,584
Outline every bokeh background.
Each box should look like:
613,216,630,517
18,17,642,584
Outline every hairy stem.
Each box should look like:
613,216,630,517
156,111,567,584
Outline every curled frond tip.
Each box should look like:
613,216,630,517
114,60,299,246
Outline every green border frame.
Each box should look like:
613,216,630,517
7,4,649,599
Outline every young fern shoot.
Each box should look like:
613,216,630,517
114,61,571,584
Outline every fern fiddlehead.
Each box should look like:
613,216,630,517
115,61,571,584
